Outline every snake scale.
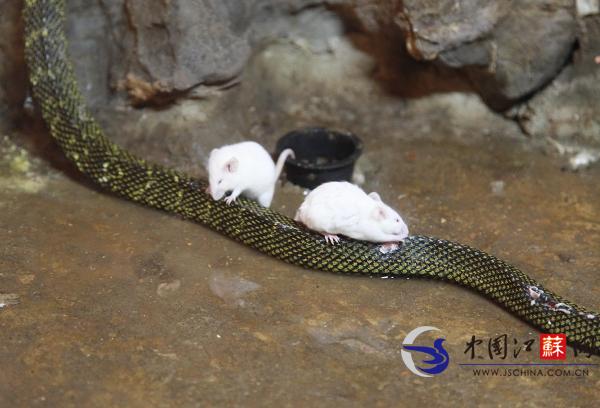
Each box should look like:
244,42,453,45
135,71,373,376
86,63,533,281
23,0,600,355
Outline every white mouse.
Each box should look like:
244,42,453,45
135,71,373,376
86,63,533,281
294,181,409,244
206,141,294,207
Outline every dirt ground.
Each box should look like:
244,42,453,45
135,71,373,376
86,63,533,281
1,124,599,406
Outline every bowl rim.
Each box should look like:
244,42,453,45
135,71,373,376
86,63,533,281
277,127,363,171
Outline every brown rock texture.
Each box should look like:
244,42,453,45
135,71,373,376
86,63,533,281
0,0,599,150
0,0,27,131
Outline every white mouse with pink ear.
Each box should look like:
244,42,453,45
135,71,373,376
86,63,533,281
294,181,409,244
206,141,294,207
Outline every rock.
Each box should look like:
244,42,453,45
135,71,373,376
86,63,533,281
157,279,182,297
65,0,117,108
513,66,600,149
329,0,577,110
576,0,600,16
0,0,598,156
461,2,576,111
0,293,20,308
208,273,260,306
396,0,577,110
122,0,250,93
0,0,27,131
568,150,600,170
62,0,348,107
490,180,505,196
511,15,600,148
63,0,251,106
400,0,504,61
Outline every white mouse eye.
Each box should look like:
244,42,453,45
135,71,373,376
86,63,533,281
395,218,400,223
218,179,223,185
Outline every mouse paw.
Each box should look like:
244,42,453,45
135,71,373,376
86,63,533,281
323,234,341,245
224,196,237,205
378,242,400,254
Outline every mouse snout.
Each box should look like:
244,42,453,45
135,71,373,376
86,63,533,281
400,222,409,238
392,217,409,237
211,188,225,201
208,181,224,201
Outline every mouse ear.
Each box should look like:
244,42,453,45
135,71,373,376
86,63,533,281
209,148,219,159
371,205,387,221
224,157,239,173
368,192,382,202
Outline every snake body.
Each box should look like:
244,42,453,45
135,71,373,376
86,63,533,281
24,0,599,354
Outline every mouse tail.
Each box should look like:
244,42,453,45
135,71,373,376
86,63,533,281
275,148,295,180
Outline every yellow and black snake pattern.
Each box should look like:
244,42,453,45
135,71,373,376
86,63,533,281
23,0,600,354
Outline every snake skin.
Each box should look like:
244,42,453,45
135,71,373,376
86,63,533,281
23,0,600,354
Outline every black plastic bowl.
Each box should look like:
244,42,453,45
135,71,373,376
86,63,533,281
275,127,363,189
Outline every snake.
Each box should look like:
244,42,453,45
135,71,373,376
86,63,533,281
23,0,600,355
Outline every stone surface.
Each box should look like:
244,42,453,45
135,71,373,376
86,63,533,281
0,0,27,131
1,126,599,406
400,0,503,61
462,2,577,110
514,66,600,149
0,0,598,151
123,0,250,91
330,0,578,109
66,0,342,106
396,0,577,110
511,13,600,149
82,36,520,178
1,0,578,111
577,0,600,16
64,0,120,108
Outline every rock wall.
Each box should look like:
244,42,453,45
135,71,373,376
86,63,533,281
1,0,599,155
0,0,26,132
511,8,600,150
